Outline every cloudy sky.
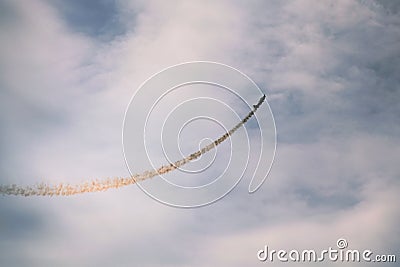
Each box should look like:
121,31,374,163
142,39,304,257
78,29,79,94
0,0,399,266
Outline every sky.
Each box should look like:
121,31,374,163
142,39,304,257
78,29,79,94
0,0,399,266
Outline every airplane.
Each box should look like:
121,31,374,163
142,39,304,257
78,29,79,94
253,94,266,108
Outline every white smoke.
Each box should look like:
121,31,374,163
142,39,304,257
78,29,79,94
0,95,266,197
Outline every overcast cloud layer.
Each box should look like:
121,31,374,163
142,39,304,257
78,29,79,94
0,0,399,266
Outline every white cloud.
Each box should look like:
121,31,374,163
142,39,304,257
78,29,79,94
0,0,399,266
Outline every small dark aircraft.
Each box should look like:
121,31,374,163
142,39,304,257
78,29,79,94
253,94,266,108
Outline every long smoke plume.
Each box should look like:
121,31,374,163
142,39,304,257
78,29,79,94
0,95,266,196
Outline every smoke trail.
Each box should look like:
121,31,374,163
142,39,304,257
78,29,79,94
0,95,266,197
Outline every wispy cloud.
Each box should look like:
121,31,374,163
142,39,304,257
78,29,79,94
0,0,399,266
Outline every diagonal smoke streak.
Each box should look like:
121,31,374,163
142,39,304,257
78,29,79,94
0,95,266,196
